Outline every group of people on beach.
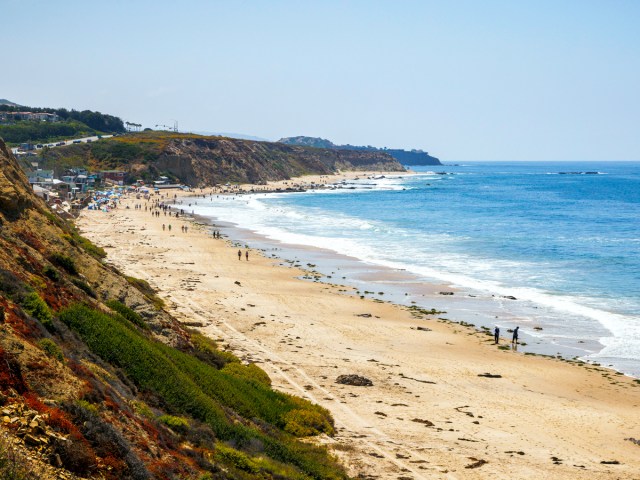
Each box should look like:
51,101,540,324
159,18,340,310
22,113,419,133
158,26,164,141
238,250,249,261
494,326,519,346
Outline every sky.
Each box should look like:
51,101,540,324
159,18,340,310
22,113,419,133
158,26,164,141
2,0,639,160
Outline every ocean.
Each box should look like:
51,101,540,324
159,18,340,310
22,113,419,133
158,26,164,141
189,161,640,377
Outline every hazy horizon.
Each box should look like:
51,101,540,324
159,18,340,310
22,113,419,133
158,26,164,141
3,0,639,161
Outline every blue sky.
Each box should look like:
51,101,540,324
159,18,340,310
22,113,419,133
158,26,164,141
2,0,639,160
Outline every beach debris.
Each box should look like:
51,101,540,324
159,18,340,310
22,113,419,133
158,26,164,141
439,291,454,295
502,295,517,300
477,373,502,378
505,450,526,456
411,418,434,427
336,374,373,386
465,458,487,469
600,460,620,464
534,326,543,330
356,313,372,318
551,456,563,464
626,437,640,446
234,280,241,286
455,406,475,417
374,411,387,417
416,326,431,331
399,373,436,384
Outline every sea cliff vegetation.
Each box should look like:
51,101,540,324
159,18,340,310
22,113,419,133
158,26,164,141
0,137,346,479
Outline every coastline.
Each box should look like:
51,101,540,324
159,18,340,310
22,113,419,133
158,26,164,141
180,171,620,370
77,174,640,479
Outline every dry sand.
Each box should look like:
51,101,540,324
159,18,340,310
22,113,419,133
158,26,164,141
77,175,640,480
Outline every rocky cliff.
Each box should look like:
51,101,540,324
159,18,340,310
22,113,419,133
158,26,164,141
0,138,346,479
39,132,405,187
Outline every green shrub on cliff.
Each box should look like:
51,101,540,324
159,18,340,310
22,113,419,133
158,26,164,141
189,329,237,368
221,362,272,387
38,338,64,362
157,414,190,432
21,292,52,329
64,230,107,260
50,253,78,275
105,300,147,329
58,303,345,479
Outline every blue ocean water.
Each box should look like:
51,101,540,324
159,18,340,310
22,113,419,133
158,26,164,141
191,162,640,376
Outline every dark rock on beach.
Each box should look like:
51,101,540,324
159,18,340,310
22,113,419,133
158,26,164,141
336,374,373,386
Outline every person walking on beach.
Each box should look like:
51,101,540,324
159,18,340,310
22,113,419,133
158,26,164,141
512,326,519,345
494,326,500,344
238,249,242,261
245,250,249,261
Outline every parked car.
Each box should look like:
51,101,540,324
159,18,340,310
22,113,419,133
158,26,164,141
73,140,81,144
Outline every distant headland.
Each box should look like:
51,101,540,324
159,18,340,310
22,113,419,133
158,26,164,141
278,135,442,166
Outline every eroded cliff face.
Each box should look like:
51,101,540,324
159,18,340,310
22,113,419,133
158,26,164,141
0,140,35,218
156,137,405,186
40,132,405,187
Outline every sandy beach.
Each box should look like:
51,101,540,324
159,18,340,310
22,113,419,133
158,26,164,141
77,175,640,480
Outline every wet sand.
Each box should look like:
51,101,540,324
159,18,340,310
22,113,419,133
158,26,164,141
77,174,640,480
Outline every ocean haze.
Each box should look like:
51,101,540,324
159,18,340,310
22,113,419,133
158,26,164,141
2,1,640,160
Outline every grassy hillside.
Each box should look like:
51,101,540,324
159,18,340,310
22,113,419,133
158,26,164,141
0,138,347,479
